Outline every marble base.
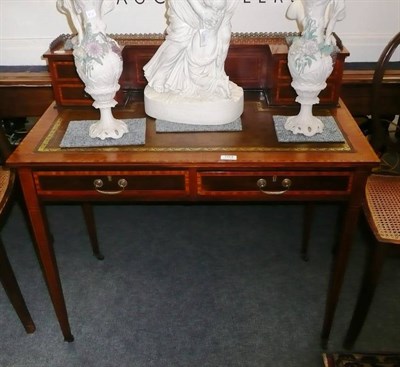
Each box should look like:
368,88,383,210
144,83,244,125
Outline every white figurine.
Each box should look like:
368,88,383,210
143,0,244,125
284,0,345,137
57,0,128,140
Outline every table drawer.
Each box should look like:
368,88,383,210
197,171,352,198
34,171,190,199
55,84,93,106
52,61,81,81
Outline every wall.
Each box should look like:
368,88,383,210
0,0,399,65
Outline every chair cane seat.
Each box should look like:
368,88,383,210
0,167,13,211
0,167,11,193
365,174,400,244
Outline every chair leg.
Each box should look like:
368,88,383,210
343,241,386,349
0,237,36,333
301,203,314,261
81,203,104,260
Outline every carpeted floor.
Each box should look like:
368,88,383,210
1,202,399,367
323,352,400,367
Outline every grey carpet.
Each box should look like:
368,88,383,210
155,118,242,132
1,203,399,367
60,119,146,148
273,115,345,142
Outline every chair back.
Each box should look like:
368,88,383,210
370,32,400,152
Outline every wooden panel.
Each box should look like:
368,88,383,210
53,61,80,81
33,170,190,199
341,69,400,116
0,71,53,117
2,44,399,119
1,71,398,119
0,86,53,118
225,45,269,89
120,45,158,89
43,33,348,107
55,84,92,106
197,171,352,198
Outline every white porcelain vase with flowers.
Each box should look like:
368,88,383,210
285,0,345,137
57,0,128,140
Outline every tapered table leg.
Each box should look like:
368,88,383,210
321,206,360,347
19,169,74,342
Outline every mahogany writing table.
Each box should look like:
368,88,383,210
7,92,379,344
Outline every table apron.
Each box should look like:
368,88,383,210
31,169,355,201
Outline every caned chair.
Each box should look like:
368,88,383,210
0,127,36,333
343,31,400,349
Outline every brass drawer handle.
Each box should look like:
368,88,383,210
257,178,292,195
93,178,128,195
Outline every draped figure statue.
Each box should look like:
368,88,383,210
143,0,244,125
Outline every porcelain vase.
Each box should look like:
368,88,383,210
285,20,336,137
73,26,128,140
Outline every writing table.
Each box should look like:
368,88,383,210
7,92,379,344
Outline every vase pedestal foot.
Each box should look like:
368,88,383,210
89,107,128,140
89,118,128,140
284,114,324,137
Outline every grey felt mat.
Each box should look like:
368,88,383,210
273,115,345,143
60,119,146,148
155,118,242,132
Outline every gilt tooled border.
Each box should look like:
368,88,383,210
38,114,351,153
